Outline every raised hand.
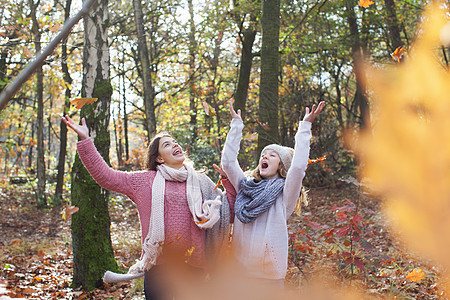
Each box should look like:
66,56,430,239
229,98,242,120
213,164,228,179
62,115,89,140
303,101,325,123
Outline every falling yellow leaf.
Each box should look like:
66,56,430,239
359,0,374,8
202,101,216,116
70,97,98,109
406,268,426,283
349,2,450,290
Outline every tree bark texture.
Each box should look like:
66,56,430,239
55,0,73,202
71,0,119,290
258,0,281,153
344,0,371,129
188,0,198,143
29,0,46,207
384,0,402,51
133,0,157,140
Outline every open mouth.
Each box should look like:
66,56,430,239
173,148,182,156
261,162,268,169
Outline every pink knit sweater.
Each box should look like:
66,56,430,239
77,138,236,269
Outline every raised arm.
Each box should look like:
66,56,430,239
284,102,325,216
62,115,136,199
221,99,246,191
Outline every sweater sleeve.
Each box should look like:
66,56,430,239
77,138,136,199
221,176,236,221
221,118,246,192
284,121,312,217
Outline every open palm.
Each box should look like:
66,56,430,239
62,115,89,140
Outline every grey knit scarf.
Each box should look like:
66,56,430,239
235,177,285,223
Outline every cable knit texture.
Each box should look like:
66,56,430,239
221,119,312,280
76,138,234,282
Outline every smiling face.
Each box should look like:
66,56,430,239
258,149,282,179
156,136,185,169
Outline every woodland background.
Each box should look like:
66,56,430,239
1,0,450,298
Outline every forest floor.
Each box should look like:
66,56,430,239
0,182,446,299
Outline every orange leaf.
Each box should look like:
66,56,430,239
49,23,62,32
390,46,406,62
9,239,21,246
308,154,327,164
70,97,99,109
213,177,222,190
359,0,374,7
406,268,426,283
23,47,32,58
63,202,79,220
195,218,210,224
255,119,270,130
245,132,258,141
202,101,216,116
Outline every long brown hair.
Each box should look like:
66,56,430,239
247,162,309,216
144,132,172,170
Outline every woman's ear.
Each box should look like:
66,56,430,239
156,156,164,164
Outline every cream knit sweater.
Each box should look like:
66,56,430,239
221,119,311,280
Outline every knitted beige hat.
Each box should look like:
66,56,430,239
262,144,295,171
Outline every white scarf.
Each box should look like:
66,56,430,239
103,164,222,283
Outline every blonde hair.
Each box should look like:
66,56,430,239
247,162,309,216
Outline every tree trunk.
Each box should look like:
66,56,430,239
133,0,157,140
121,53,129,161
29,0,46,207
71,0,118,290
233,26,256,120
188,0,198,143
384,0,402,51
344,0,370,129
55,0,73,203
258,0,280,153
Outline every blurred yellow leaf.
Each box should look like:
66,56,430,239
406,268,426,283
70,97,98,109
350,2,450,286
359,0,374,8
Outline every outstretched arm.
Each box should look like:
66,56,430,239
62,115,136,199
285,102,325,216
221,98,246,191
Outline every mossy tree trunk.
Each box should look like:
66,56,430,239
71,0,119,291
258,0,281,154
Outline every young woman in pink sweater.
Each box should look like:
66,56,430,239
62,115,236,300
221,100,324,288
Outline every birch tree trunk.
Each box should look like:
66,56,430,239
71,0,119,290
